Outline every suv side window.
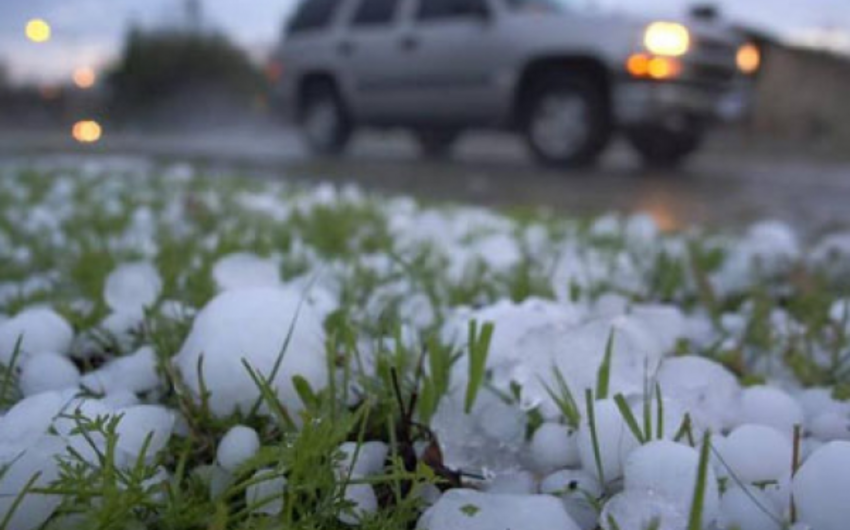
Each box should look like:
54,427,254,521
417,0,488,20
288,0,342,33
351,0,398,26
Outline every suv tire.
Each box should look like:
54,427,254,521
299,81,352,156
626,125,703,168
414,129,459,158
521,72,612,168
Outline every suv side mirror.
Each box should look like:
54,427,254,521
452,0,491,21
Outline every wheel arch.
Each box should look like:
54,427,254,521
512,55,613,127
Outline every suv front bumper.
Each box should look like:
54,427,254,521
614,80,750,129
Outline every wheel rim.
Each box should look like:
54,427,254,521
303,97,339,148
529,92,590,159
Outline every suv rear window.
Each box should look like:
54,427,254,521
352,0,398,26
288,0,342,33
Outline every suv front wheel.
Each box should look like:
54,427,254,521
299,82,352,156
521,73,612,168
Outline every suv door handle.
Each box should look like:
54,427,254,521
337,41,355,56
399,35,419,52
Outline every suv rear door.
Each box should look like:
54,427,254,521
398,0,508,125
336,0,409,122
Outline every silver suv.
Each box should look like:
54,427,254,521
274,0,756,167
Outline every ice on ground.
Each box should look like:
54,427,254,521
81,346,160,395
792,441,850,530
539,469,602,530
104,261,162,313
0,392,66,447
0,435,64,530
336,441,388,478
714,424,793,483
217,425,260,472
624,440,719,527
529,422,580,473
246,468,287,515
718,485,784,530
485,471,537,495
114,405,174,459
0,308,73,363
19,353,80,396
174,287,328,418
430,388,527,476
338,484,378,525
656,356,741,432
213,252,281,291
599,490,687,530
739,386,804,436
419,489,580,530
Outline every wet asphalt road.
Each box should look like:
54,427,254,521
2,126,849,234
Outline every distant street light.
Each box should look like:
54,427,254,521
72,120,103,144
73,67,97,89
25,19,52,43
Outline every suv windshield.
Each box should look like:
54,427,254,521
506,0,590,12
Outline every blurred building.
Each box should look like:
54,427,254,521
742,30,850,152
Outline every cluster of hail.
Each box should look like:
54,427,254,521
1,160,850,530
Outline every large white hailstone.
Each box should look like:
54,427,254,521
430,389,527,475
540,469,602,530
529,422,580,473
656,356,741,432
0,392,65,446
336,441,388,478
104,261,162,313
174,287,328,419
19,353,80,396
114,405,174,459
796,387,849,421
338,484,378,525
600,490,686,530
217,425,261,472
212,253,281,291
714,425,793,483
442,298,582,391
0,436,65,530
624,440,719,527
0,308,73,363
739,386,804,436
792,441,850,530
577,399,641,484
80,346,160,395
246,468,287,515
719,486,784,530
517,315,669,420
809,412,850,441
418,489,580,530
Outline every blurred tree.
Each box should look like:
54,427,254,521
107,26,265,127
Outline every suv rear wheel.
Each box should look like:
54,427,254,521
414,129,459,158
521,73,612,168
299,81,352,156
626,125,703,168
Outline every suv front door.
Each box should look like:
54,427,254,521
338,0,409,123
396,0,507,126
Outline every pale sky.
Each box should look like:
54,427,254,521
1,0,849,84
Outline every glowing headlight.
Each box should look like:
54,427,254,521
737,43,761,74
644,22,691,57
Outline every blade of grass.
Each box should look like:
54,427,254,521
613,394,645,444
584,388,605,487
595,329,616,400
687,432,712,530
